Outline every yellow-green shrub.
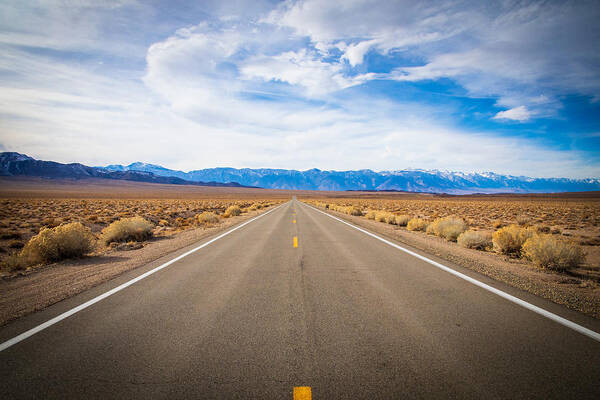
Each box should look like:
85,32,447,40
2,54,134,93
407,218,428,231
457,230,492,250
394,215,411,227
196,211,220,225
365,210,377,220
101,217,153,245
427,216,467,241
21,222,95,264
375,212,391,223
347,206,363,216
522,234,585,271
492,224,535,256
224,205,242,217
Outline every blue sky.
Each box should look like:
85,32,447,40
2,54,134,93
0,0,599,178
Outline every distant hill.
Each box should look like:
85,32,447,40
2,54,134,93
104,160,600,194
0,152,249,188
2,152,598,193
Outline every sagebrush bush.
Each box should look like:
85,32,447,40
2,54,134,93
407,218,428,231
375,212,388,222
522,234,585,271
492,224,535,256
394,215,411,227
385,214,397,224
347,206,363,216
20,222,95,264
224,205,242,218
0,251,26,272
457,230,492,250
427,216,467,241
365,210,377,220
196,211,220,225
101,217,153,245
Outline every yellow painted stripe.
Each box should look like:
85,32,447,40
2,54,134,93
293,236,298,248
293,386,311,400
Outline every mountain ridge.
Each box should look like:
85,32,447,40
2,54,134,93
0,152,250,188
103,159,599,194
2,152,598,193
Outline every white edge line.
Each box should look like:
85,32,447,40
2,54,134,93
302,201,600,342
0,202,288,352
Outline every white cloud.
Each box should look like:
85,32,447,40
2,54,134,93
493,106,531,122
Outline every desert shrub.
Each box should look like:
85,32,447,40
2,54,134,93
394,215,411,227
522,234,585,271
492,224,535,256
492,219,504,229
101,217,153,245
374,212,396,223
365,210,377,220
457,230,492,250
248,203,259,211
516,215,530,226
385,214,397,224
224,205,242,218
427,216,467,241
407,218,428,232
347,206,363,216
0,252,26,272
20,222,95,264
196,211,219,225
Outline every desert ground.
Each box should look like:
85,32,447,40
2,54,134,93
1,178,598,322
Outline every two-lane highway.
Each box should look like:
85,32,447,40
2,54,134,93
1,199,599,399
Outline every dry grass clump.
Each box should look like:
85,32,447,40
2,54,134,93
407,218,428,232
522,234,585,271
394,214,411,227
492,224,535,256
365,210,377,220
375,212,388,223
346,206,363,216
248,203,263,211
20,222,95,265
457,230,492,250
101,217,153,245
224,205,242,218
426,216,467,241
196,211,220,225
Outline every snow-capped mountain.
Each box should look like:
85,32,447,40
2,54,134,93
103,162,600,194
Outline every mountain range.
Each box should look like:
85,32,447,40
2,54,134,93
0,152,248,188
1,152,598,194
102,162,600,194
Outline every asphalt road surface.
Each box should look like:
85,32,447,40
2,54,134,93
1,199,599,399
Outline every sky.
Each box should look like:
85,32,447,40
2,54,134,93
0,0,599,178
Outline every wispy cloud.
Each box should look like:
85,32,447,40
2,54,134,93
493,106,531,122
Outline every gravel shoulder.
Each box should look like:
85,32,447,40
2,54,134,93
311,205,600,320
0,207,277,327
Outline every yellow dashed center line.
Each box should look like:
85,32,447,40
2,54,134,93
293,236,298,248
293,386,311,400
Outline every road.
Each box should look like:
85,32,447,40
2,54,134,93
1,199,599,399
